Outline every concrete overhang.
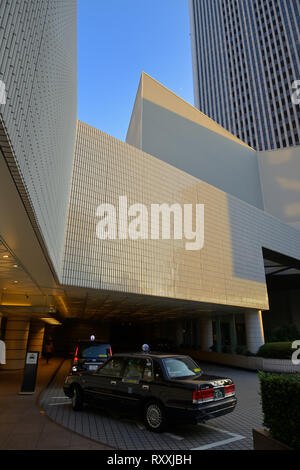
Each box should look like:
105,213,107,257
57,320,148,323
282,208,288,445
59,285,258,323
0,119,63,320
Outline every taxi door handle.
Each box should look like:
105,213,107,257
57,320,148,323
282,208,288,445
110,380,117,385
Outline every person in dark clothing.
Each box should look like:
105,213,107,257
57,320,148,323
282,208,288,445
44,339,54,364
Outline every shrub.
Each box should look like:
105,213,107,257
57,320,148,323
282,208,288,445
268,323,300,342
235,345,255,356
235,345,247,355
257,342,294,359
258,372,300,450
221,345,232,354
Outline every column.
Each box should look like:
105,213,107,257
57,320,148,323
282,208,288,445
229,314,237,354
189,320,195,347
195,318,201,349
175,320,184,347
27,321,45,356
215,318,222,352
199,317,213,352
3,317,30,370
245,310,265,354
0,313,3,339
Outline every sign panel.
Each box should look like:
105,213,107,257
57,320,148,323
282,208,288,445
20,351,39,394
26,352,38,364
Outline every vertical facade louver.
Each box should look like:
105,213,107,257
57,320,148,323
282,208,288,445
0,0,77,278
189,0,300,151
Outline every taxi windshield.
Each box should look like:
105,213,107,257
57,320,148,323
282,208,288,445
162,357,202,379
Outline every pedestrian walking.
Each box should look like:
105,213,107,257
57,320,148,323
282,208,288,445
44,338,54,364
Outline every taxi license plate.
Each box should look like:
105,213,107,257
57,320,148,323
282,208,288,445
88,365,99,371
214,388,224,399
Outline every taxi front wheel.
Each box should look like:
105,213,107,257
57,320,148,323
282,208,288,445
144,400,166,432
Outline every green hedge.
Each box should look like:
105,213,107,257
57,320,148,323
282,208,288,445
259,372,300,450
268,323,300,342
257,342,294,359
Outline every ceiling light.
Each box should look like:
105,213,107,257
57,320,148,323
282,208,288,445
1,302,32,307
41,317,62,325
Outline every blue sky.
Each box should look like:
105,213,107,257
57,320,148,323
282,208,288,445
78,0,194,141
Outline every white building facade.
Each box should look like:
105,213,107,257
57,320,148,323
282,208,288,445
1,1,300,369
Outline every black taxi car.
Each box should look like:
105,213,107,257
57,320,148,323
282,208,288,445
63,352,237,432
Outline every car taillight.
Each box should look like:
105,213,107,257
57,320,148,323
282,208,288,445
193,388,214,404
225,384,235,396
109,347,112,356
74,347,78,363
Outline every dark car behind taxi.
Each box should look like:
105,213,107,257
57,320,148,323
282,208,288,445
71,340,112,373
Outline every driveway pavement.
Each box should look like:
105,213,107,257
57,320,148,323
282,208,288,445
0,358,112,450
40,360,264,450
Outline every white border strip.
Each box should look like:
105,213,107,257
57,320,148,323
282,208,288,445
191,423,246,450
51,396,71,399
48,401,72,406
164,432,185,441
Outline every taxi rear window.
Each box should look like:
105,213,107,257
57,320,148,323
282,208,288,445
78,342,110,358
162,357,202,379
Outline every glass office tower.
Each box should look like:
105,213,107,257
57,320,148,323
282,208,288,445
189,0,300,150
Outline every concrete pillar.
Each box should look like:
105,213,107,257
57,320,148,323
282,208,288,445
27,321,45,355
229,314,237,354
245,310,265,354
3,317,30,370
195,319,201,349
175,320,184,347
0,313,2,345
190,320,194,347
215,318,222,352
0,313,3,339
199,317,213,352
188,320,194,347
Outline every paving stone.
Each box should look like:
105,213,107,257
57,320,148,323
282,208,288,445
40,359,263,450
0,358,112,450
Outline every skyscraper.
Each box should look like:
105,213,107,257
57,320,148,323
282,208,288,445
0,0,77,276
189,0,300,151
